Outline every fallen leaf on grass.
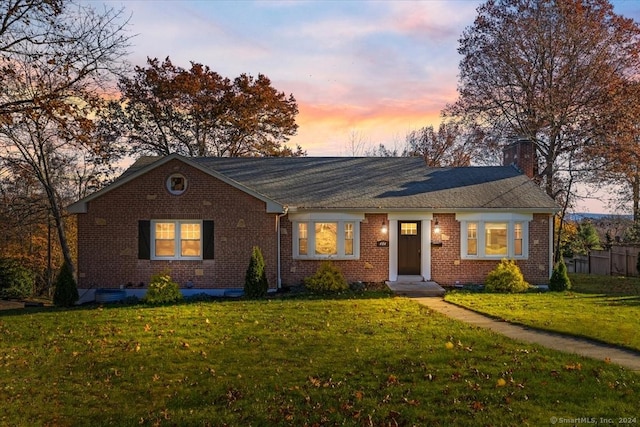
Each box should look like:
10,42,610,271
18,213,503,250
386,374,399,386
564,363,582,371
471,401,484,411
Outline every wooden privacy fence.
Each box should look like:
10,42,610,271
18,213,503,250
564,246,640,277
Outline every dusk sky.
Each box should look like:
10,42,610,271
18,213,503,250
102,0,640,212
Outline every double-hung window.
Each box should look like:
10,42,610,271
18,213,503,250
291,213,362,259
152,220,202,260
457,213,531,259
138,220,214,261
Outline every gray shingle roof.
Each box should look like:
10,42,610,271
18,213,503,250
186,156,558,211
79,155,557,212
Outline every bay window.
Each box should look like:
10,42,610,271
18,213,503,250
291,213,363,259
457,213,531,259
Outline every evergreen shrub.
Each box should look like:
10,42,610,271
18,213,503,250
143,270,183,304
244,246,269,298
53,261,79,307
303,261,348,293
0,258,35,299
484,259,530,293
549,258,572,292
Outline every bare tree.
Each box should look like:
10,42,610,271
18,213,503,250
0,0,132,275
405,122,482,167
582,81,640,221
446,0,640,201
344,130,369,157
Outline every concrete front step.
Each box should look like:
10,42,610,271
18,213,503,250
386,281,446,297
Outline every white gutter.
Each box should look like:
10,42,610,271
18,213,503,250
277,206,289,289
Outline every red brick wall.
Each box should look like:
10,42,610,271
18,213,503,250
76,159,278,290
76,159,553,290
431,213,552,286
503,138,537,179
279,213,390,286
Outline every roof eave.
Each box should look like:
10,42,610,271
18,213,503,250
67,154,285,214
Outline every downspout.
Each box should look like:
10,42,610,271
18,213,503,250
277,206,289,290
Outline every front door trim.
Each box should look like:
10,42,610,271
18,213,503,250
388,213,433,281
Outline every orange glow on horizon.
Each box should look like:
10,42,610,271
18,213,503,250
290,101,444,155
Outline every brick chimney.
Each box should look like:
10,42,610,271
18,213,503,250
503,137,537,179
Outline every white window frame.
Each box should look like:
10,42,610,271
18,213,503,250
456,213,531,260
166,173,187,195
290,212,363,260
151,220,203,260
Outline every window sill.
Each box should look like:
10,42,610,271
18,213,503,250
294,256,359,261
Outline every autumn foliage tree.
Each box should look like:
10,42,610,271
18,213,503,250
447,0,640,202
0,0,131,289
583,81,640,222
114,57,302,157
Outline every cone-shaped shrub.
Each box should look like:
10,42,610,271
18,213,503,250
484,259,530,293
53,261,79,307
549,258,572,292
244,246,268,298
303,261,348,293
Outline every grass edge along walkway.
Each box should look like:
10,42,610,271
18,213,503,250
412,296,640,372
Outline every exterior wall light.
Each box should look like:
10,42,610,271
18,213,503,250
381,219,388,234
432,218,443,246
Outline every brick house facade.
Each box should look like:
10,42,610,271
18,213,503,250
69,154,558,302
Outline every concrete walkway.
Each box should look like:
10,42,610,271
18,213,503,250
409,296,640,372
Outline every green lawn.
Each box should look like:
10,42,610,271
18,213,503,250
445,274,640,352
1,293,638,426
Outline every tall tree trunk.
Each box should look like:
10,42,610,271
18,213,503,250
633,173,639,223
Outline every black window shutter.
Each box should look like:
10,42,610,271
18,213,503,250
138,220,151,260
203,220,214,259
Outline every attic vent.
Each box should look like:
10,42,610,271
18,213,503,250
167,173,187,195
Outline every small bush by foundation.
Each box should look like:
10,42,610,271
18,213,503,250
304,261,348,293
143,270,183,304
244,246,268,298
484,259,530,293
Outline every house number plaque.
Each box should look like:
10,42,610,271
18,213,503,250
376,240,389,247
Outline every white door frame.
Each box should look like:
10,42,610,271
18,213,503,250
388,213,433,281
